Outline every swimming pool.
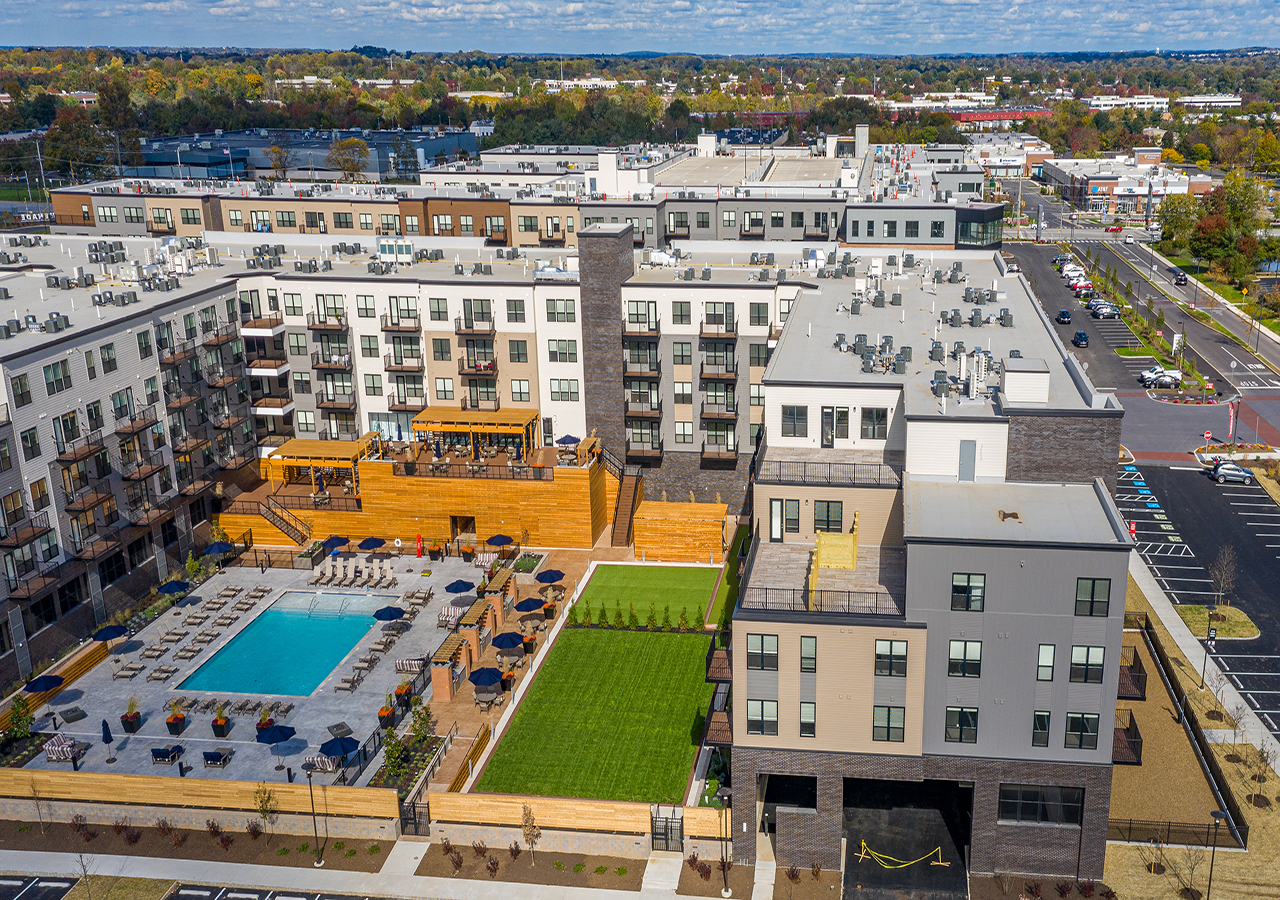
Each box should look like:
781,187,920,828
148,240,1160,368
179,591,395,696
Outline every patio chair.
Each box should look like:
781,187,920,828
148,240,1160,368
43,736,90,767
141,644,168,659
356,564,372,589
334,680,356,693
395,658,425,674
174,645,201,661
160,629,188,643
112,662,145,680
305,755,340,773
276,702,294,719
203,748,233,768
309,560,328,586
151,745,183,765
147,666,177,682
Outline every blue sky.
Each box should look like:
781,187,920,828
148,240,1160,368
5,0,1278,54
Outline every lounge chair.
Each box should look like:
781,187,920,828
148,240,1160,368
151,745,183,765
160,629,188,643
304,755,340,773
334,680,356,693
203,748,233,768
342,561,358,588
43,736,90,767
141,644,168,659
147,666,177,682
112,662,145,679
308,560,327,586
395,658,425,674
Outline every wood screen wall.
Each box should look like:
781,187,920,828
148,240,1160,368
632,501,729,563
428,792,726,839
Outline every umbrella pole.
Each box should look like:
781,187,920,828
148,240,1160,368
275,741,285,771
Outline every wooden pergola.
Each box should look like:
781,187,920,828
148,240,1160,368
267,432,381,492
410,408,540,457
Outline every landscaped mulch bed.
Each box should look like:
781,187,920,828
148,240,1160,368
367,734,442,799
772,867,841,899
968,874,1116,900
676,856,755,896
415,841,644,890
0,818,385,871
0,732,54,769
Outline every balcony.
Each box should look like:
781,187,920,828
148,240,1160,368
539,228,566,245
1113,709,1143,765
461,397,501,413
740,222,766,237
119,451,164,482
312,351,352,372
306,312,347,332
623,358,661,378
706,634,731,683
625,399,662,419
458,358,498,377
667,222,690,237
72,526,124,561
147,221,176,236
384,352,424,373
159,340,197,367
484,228,507,246
212,413,248,431
1118,646,1148,701
207,368,239,389
319,422,362,441
164,386,198,412
6,557,79,601
251,396,295,417
316,391,357,411
755,459,902,488
125,498,177,526
454,315,496,337
388,394,428,413
0,510,53,548
700,401,738,421
700,317,738,339
623,317,660,336
173,429,211,455
56,430,106,465
804,226,833,239
700,361,739,381
703,694,731,747
202,322,238,347
240,315,285,337
114,406,158,437
245,357,291,377
63,479,113,514
700,441,738,462
738,586,905,617
381,312,421,333
625,439,663,460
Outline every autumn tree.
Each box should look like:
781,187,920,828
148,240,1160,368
325,137,369,182
265,145,296,180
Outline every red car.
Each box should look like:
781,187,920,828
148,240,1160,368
1104,225,1124,233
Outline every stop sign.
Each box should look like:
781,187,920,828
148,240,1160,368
1204,431,1212,441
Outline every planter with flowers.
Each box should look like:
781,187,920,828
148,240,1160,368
120,696,142,734
394,679,413,709
378,694,397,729
211,703,232,738
165,699,186,736
255,707,275,734
428,543,443,561
461,545,476,563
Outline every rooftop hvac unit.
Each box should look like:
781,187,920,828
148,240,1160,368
682,268,694,281
483,264,493,275
970,309,983,328
0,326,10,340
890,292,902,307
246,258,259,269
766,253,776,266
331,244,342,255
80,274,95,287
872,293,885,308
1000,309,1014,327
472,262,484,275
750,252,759,265
893,355,907,375
853,334,867,355
949,269,961,284
833,269,843,280
367,262,380,274
817,269,827,280
454,264,464,275
45,275,60,288
964,287,973,303
60,277,73,290
1009,349,1023,359
901,345,913,362
321,259,333,271
881,335,894,353
6,318,18,334
861,353,875,373
701,267,711,281
0,288,7,300
850,299,861,316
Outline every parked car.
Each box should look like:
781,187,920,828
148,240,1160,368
1138,365,1170,383
1075,288,1096,300
1174,272,1188,286
1142,369,1183,386
1005,262,1021,273
1085,298,1114,310
1092,306,1120,319
1056,309,1073,324
1105,225,1124,233
1072,331,1089,347
1211,462,1255,485
1151,373,1183,389
1069,279,1094,291
1124,235,1136,244
1052,254,1072,264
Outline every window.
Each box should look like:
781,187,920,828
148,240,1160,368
358,374,379,396
20,427,40,460
675,421,693,444
549,379,579,402
781,405,807,437
1033,711,1051,747
511,379,530,403
949,640,983,677
86,401,103,431
1037,644,1055,681
517,215,537,233
906,220,920,238
849,220,859,238
275,210,296,229
746,634,778,670
124,206,144,223
101,343,117,373
509,340,528,363
546,299,576,323
779,298,793,322
356,295,375,318
1070,646,1106,684
694,212,709,229
10,374,30,408
770,211,784,228
460,215,473,235
931,220,946,238
672,301,691,325
860,407,888,440
884,221,898,238
433,214,453,235
672,342,692,366
1064,713,1100,751
96,206,118,222
998,784,1083,826
866,220,875,238
180,208,201,225
1075,578,1110,617
288,333,307,356
43,360,72,396
951,574,985,611
800,636,816,673
873,706,905,742
144,377,159,405
284,293,303,316
749,303,769,328
750,384,765,407
0,440,10,472
721,210,736,229
30,478,49,512
435,377,454,400
547,340,577,363
800,702,816,738
429,298,448,321
945,707,979,743
749,343,769,367
333,212,353,230
136,331,152,360
297,410,315,432
404,215,419,235
814,500,843,533
226,209,243,227
746,700,778,736
292,372,311,394
357,335,377,358
432,339,452,361
507,299,526,323
875,640,907,677
784,499,799,533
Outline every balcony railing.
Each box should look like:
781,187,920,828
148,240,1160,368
623,358,661,377
159,339,197,367
623,317,660,336
700,317,738,339
1114,709,1143,765
207,368,239,388
202,322,238,347
164,386,197,411
625,439,663,459
384,352,424,372
63,478,113,514
461,397,501,412
706,633,731,682
388,394,428,413
114,406,158,437
700,361,739,380
700,401,738,420
319,422,362,441
1118,646,1148,701
739,586,905,617
0,509,53,548
700,441,738,461
316,391,357,410
625,399,662,418
119,450,164,481
312,351,352,371
72,525,124,561
667,222,690,237
740,222,765,237
56,430,106,465
380,313,421,332
6,556,79,600
755,460,903,488
306,312,347,331
241,315,284,331
393,461,552,482
458,358,498,377
454,315,496,336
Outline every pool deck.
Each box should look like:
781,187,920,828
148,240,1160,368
23,553,481,784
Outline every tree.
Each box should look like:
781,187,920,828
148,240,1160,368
43,106,109,180
390,132,418,179
1157,193,1200,252
76,854,93,900
265,145,296,180
1175,846,1206,899
521,803,541,865
253,783,279,840
1209,544,1239,607
8,694,33,739
325,137,369,182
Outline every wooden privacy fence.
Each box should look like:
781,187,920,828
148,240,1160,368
0,770,399,820
447,723,491,792
428,792,726,839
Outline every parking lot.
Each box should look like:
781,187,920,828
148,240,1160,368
0,877,77,900
171,886,372,900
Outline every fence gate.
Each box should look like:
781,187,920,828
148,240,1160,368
651,804,684,853
401,799,429,836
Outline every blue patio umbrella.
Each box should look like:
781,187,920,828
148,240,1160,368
202,542,233,556
473,441,480,461
535,569,565,584
92,624,128,641
24,674,64,693
445,579,475,596
101,719,116,763
316,472,325,494
492,631,524,650
321,535,349,551
397,423,404,442
514,597,545,614
468,667,503,688
372,606,405,621
319,735,359,759
158,580,190,594
515,443,523,462
359,537,386,551
255,723,297,770
556,434,580,445
434,440,442,458
486,534,513,547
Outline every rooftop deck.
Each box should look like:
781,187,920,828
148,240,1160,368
738,540,906,616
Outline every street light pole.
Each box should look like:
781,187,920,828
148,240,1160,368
1200,605,1217,690
1206,810,1226,900
301,762,324,867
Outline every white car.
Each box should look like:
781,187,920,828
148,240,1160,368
1005,262,1021,273
1124,235,1136,244
1139,366,1183,386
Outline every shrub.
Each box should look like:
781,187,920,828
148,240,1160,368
811,860,822,879
678,607,689,631
1056,882,1072,898
486,856,499,877
646,609,658,629
662,604,672,629
554,861,565,871
154,817,174,836
1079,882,1096,898
112,817,128,835
218,834,233,851
598,602,608,626
573,862,585,873
449,850,464,873
1027,883,1042,899
440,837,452,855
687,852,700,870
615,866,627,876
566,604,579,626
206,820,222,838
277,847,289,856
345,849,357,858
580,605,592,626
786,866,801,883
297,843,309,853
612,603,624,628
509,841,522,861
697,861,712,881
245,819,263,840
719,858,732,877
123,826,142,845
368,844,381,854
627,603,640,629
8,695,33,739
333,841,345,850
595,865,608,875
472,840,488,858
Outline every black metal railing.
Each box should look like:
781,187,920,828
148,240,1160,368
1106,818,1247,850
1113,708,1143,765
1118,645,1148,700
454,315,495,336
384,352,424,371
312,351,352,370
393,461,553,481
755,460,903,488
739,586,904,617
270,493,362,513
381,313,421,332
332,663,431,786
56,429,105,464
306,312,346,330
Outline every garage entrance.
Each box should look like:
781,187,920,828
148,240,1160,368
842,778,971,900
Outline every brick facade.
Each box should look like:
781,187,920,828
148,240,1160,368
1005,412,1123,494
732,746,1112,880
639,449,750,513
578,224,634,455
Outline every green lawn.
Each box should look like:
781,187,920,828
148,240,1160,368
577,564,719,628
476,629,714,803
1163,255,1248,305
709,525,748,629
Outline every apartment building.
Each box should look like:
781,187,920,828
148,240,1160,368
723,250,1131,880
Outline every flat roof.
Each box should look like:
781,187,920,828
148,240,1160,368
410,407,539,434
655,157,756,187
270,433,379,463
764,159,846,185
904,477,1129,547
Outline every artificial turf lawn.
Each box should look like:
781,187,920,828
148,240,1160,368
476,629,714,803
578,564,719,627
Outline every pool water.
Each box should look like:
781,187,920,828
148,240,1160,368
179,591,394,696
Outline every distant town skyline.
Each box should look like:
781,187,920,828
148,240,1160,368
4,0,1278,57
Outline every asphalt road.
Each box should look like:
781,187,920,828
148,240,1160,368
0,876,78,900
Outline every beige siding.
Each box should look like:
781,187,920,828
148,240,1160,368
753,485,903,545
